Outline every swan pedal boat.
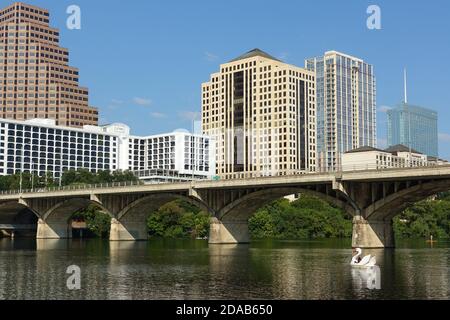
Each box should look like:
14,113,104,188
351,248,377,268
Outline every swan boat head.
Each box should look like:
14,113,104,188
351,248,376,268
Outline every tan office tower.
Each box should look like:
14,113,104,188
0,2,98,127
202,49,316,179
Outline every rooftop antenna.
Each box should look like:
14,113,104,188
404,68,408,104
404,68,412,166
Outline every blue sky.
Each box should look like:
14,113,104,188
5,0,450,158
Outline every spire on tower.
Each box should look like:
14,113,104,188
404,68,408,104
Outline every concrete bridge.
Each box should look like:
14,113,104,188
1,166,450,248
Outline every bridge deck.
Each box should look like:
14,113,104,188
0,166,449,201
0,224,37,230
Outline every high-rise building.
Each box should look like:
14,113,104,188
0,118,118,179
306,51,377,172
387,103,438,157
0,118,215,182
0,2,98,127
201,49,317,179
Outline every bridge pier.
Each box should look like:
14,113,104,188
36,219,72,239
0,230,10,238
109,218,148,241
208,218,249,244
352,216,395,248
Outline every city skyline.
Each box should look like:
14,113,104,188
0,0,449,159
2,0,450,307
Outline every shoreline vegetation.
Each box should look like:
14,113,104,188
1,171,450,240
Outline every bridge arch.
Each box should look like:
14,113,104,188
117,193,212,221
209,187,357,244
0,200,40,218
365,179,450,221
218,187,358,221
37,197,112,239
42,197,112,222
111,193,212,241
0,201,39,237
351,179,450,249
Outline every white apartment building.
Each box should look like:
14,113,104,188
341,144,445,172
0,118,119,178
126,129,216,183
0,119,215,182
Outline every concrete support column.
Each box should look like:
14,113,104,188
0,230,12,238
36,219,72,239
208,217,249,244
109,218,148,241
352,216,395,248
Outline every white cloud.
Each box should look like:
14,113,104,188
179,111,201,121
106,99,125,110
378,105,392,113
133,97,152,106
111,99,124,105
150,112,166,119
439,133,450,143
278,52,290,60
205,52,219,62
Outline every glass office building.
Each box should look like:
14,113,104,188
306,51,377,172
387,103,438,157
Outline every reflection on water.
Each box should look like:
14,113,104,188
1,238,450,300
352,266,381,290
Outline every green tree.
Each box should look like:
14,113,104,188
72,205,112,238
147,200,210,239
394,199,450,239
60,169,139,187
249,195,353,240
0,172,56,191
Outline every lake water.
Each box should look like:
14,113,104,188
0,238,449,300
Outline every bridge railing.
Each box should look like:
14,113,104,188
215,163,449,179
0,180,143,196
0,224,37,230
0,162,449,196
334,162,447,174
